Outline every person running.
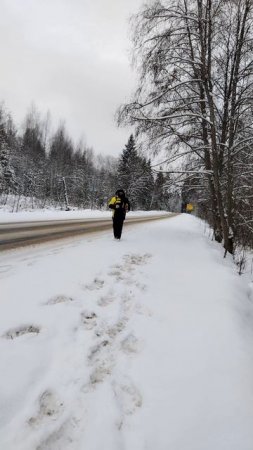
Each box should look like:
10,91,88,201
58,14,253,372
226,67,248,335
108,189,130,240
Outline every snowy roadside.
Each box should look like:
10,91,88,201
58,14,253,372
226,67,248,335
0,208,170,223
1,214,253,450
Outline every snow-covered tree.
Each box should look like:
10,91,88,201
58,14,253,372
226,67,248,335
0,118,16,195
118,0,253,254
117,135,156,209
152,171,170,210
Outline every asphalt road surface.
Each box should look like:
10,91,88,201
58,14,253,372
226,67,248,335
0,213,178,250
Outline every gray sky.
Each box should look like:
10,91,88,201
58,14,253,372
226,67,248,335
0,0,144,157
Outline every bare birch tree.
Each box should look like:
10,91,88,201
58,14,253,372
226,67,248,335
118,0,253,254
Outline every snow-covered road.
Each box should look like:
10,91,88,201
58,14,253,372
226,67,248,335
1,214,253,450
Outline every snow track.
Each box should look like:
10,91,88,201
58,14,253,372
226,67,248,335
36,251,149,450
1,245,151,450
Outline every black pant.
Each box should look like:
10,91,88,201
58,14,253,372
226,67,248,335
113,217,124,239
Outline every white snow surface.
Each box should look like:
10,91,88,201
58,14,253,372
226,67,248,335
1,214,253,450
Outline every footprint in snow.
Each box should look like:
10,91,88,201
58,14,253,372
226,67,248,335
28,390,64,427
121,292,134,315
123,253,152,267
85,278,105,291
36,421,68,450
107,269,126,280
3,325,40,339
81,311,97,330
88,339,110,363
120,333,142,354
36,414,81,450
112,376,142,416
89,362,113,385
86,340,115,385
97,292,115,307
45,295,74,305
106,319,128,338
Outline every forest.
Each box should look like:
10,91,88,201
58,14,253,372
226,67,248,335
0,104,175,214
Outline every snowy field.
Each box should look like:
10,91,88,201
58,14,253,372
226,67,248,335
1,214,253,450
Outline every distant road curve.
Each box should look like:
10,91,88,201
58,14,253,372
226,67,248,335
0,213,178,250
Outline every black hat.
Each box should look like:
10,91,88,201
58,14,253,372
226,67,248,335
116,189,125,196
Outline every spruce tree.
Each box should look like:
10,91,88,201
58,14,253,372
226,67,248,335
117,134,138,193
0,137,16,194
118,135,155,209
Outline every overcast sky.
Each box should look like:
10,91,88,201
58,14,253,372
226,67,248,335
0,0,144,157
